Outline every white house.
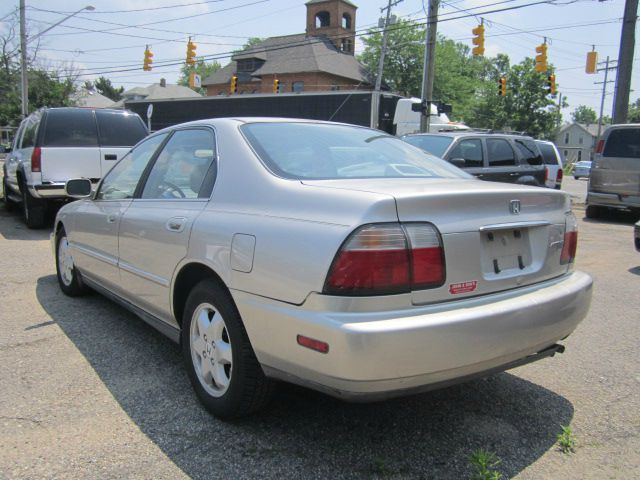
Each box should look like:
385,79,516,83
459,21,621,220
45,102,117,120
555,123,604,163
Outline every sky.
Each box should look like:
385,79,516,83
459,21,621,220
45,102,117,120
2,0,638,122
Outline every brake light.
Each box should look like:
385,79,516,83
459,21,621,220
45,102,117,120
544,167,549,183
324,223,445,296
595,139,604,154
556,168,563,184
560,212,578,265
31,147,41,173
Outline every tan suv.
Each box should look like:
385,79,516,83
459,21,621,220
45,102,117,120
587,124,640,218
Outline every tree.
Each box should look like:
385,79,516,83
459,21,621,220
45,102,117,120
94,76,124,101
628,98,640,123
571,105,597,124
178,59,222,95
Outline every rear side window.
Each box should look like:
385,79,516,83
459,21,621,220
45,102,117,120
537,142,560,165
20,118,39,148
43,110,98,147
514,139,543,165
486,138,516,166
96,111,148,147
603,129,640,158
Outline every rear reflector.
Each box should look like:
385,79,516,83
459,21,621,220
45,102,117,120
31,147,41,173
324,223,445,296
297,335,329,354
560,212,578,265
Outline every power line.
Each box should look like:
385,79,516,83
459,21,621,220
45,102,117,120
27,0,226,15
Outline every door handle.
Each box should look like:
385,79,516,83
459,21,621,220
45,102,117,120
166,216,187,232
107,214,117,223
104,154,118,160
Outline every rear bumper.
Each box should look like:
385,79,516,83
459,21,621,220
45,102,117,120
587,192,640,211
30,181,99,199
234,270,593,400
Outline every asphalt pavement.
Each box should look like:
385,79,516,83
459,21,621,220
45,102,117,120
0,180,638,479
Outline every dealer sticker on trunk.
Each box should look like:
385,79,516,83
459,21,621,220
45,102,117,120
449,281,478,295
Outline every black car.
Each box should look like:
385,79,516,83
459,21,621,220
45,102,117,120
402,132,545,186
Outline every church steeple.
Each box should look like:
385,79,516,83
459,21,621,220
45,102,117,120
305,0,357,55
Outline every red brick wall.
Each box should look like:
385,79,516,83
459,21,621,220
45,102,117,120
205,72,372,96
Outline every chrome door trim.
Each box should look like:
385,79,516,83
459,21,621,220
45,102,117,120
71,242,118,267
479,221,551,232
118,260,171,287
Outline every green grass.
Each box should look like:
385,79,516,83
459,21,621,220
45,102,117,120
469,449,503,480
557,425,577,454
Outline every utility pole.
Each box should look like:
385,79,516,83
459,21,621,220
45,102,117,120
20,0,28,118
612,0,638,123
557,92,563,130
595,56,616,140
371,0,403,129
420,0,439,133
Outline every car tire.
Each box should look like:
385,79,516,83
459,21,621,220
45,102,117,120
22,185,46,229
585,205,604,219
573,175,579,180
181,279,274,419
2,177,16,212
55,228,88,296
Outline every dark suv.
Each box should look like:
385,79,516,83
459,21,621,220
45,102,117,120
401,132,545,186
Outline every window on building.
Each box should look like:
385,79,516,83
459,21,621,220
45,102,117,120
315,11,330,28
292,81,304,93
579,136,583,144
564,150,568,157
577,150,582,161
340,38,353,53
342,13,352,29
330,85,340,91
564,132,569,144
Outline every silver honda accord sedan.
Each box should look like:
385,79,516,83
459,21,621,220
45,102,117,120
52,118,593,418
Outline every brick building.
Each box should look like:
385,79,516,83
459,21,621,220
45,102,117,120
202,0,375,96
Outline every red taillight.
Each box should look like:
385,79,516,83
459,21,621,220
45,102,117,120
31,147,41,173
560,213,578,265
544,166,549,183
324,223,445,296
296,335,329,354
595,139,604,154
556,168,563,184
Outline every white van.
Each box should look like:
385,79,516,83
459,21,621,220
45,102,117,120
393,98,470,136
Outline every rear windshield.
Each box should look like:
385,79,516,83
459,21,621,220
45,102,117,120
241,123,469,180
402,135,453,157
96,110,147,147
43,110,98,147
537,142,561,166
603,128,640,158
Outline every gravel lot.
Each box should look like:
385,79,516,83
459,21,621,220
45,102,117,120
1,177,638,479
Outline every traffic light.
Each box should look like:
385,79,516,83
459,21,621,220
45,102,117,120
585,50,598,74
498,76,507,96
547,74,557,96
186,38,197,66
230,75,238,94
535,43,548,73
273,78,280,94
472,23,485,56
143,46,153,71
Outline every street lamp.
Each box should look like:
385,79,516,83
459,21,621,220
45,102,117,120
20,3,95,118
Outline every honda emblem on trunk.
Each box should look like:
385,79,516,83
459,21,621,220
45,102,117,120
510,199,521,215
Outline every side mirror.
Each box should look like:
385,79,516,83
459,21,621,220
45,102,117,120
65,178,92,198
449,157,466,168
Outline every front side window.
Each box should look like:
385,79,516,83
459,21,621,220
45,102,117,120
43,109,98,147
241,123,469,180
448,139,483,167
96,133,168,200
486,138,516,166
141,129,215,199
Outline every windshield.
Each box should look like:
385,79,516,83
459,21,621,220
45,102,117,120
241,123,468,180
401,135,453,157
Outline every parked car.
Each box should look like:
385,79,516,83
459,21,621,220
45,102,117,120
536,140,564,189
53,118,593,419
573,160,592,180
586,124,640,218
2,107,148,228
401,132,546,186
